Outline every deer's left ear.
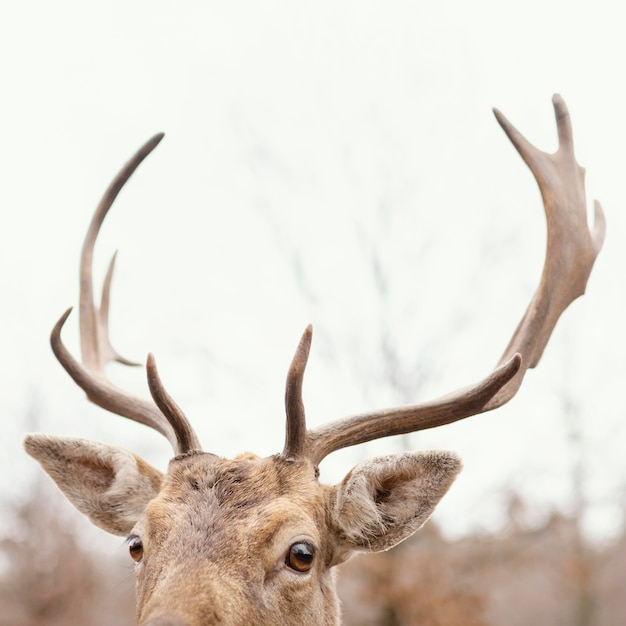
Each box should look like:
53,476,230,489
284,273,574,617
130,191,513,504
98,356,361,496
24,434,163,536
329,451,461,561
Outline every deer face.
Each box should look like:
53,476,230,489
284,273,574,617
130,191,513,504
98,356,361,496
24,435,461,625
134,453,335,626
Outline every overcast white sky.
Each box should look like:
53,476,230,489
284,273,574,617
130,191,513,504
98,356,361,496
1,1,625,545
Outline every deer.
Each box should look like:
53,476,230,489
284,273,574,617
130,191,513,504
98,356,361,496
24,95,604,625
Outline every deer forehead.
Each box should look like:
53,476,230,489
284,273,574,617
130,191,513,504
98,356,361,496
139,453,329,552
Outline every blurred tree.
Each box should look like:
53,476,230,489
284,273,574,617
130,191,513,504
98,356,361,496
338,523,487,626
0,480,134,626
337,500,626,626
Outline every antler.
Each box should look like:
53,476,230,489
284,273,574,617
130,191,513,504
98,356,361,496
50,134,202,455
282,95,605,466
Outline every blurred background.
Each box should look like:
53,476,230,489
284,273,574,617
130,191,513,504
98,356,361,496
1,1,624,624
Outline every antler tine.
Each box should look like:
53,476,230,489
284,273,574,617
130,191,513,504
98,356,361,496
52,133,201,454
147,354,202,454
99,251,140,366
282,325,313,459
299,95,603,466
51,308,176,444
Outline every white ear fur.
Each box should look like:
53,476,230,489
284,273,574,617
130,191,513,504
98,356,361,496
331,451,461,558
24,434,163,536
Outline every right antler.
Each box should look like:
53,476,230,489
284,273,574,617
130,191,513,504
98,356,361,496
50,134,202,456
282,95,605,466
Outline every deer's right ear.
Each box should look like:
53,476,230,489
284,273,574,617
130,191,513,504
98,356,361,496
24,434,163,536
329,451,461,563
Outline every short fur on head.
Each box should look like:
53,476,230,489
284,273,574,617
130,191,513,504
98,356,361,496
25,433,461,625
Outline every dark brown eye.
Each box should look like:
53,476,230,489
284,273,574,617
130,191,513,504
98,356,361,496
286,541,316,573
128,536,144,563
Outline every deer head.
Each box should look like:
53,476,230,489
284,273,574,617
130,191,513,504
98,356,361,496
25,95,604,625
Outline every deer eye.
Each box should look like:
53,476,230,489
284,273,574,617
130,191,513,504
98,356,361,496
128,536,144,563
286,541,316,573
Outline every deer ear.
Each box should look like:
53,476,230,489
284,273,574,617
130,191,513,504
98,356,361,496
330,451,461,559
24,434,163,536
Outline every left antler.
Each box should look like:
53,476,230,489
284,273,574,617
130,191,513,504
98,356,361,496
282,95,605,466
50,134,202,456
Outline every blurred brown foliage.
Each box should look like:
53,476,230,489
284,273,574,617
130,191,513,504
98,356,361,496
2,485,626,625
338,499,626,626
0,484,135,626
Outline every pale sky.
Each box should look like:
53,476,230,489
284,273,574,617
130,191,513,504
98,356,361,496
1,1,625,546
